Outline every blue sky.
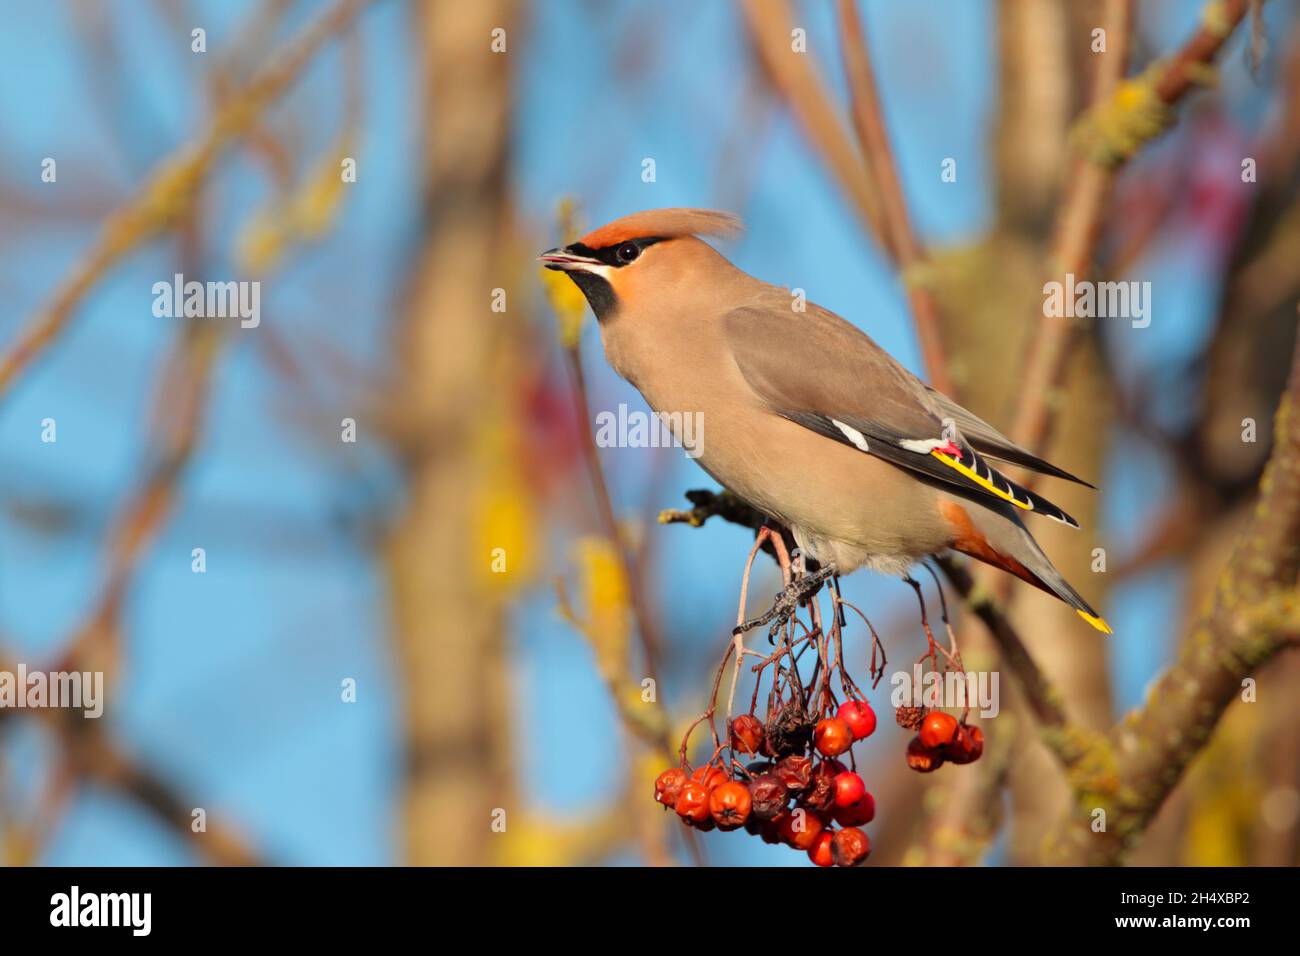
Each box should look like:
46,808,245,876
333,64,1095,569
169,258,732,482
0,0,1288,865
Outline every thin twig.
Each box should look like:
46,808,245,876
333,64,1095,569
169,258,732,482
836,0,955,397
563,351,665,685
0,0,375,402
1011,0,1253,459
736,0,889,252
1051,325,1300,863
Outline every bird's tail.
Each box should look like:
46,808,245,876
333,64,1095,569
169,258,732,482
944,501,1112,634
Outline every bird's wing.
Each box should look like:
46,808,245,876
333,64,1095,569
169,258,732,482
920,386,1094,487
722,301,1084,527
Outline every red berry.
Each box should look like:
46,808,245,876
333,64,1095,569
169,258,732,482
730,714,765,754
674,782,712,823
918,711,959,750
906,734,945,773
831,827,871,867
814,718,854,757
777,807,824,850
654,768,688,807
806,830,836,867
708,780,753,829
832,771,866,809
948,724,985,764
837,700,877,740
690,766,727,792
833,791,876,827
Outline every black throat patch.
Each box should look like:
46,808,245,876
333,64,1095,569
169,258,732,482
566,270,618,321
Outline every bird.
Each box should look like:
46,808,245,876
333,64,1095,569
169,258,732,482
539,208,1110,634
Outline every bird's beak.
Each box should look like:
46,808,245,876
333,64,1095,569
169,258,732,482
538,246,601,272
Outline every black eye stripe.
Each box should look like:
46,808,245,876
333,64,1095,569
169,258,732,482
565,237,664,267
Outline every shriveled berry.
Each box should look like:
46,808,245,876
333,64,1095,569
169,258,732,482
807,830,836,867
831,826,871,867
774,754,814,792
763,699,815,757
730,714,765,754
709,780,753,829
906,734,945,773
654,768,688,807
948,724,985,764
759,810,789,844
832,771,867,809
918,711,959,750
777,807,824,851
674,781,712,823
837,700,877,740
814,717,854,757
895,704,926,730
833,791,876,827
747,773,789,820
802,761,838,814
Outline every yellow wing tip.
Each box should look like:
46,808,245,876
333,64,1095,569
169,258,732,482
1077,610,1113,634
928,449,1032,510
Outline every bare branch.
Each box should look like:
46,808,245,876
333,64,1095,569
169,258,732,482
0,0,375,402
836,0,955,397
736,0,889,252
1051,325,1300,863
1011,0,1253,458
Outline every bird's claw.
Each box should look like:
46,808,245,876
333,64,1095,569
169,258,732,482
734,566,835,639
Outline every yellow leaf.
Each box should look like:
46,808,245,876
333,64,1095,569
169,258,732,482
573,536,630,672
473,473,536,592
541,198,589,348
541,266,588,349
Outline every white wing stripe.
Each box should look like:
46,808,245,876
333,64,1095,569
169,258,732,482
831,419,871,452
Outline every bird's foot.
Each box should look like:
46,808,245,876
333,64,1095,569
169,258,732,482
734,565,835,639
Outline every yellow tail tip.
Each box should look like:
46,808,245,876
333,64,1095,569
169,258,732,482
1077,610,1113,634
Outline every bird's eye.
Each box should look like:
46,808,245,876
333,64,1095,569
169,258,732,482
616,241,640,264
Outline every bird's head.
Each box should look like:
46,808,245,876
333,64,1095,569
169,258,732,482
539,208,741,321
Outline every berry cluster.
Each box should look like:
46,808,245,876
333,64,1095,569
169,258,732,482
900,708,984,773
654,700,877,866
653,529,986,866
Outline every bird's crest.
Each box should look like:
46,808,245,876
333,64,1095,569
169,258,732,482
577,208,742,249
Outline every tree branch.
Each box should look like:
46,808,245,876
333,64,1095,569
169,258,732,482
0,0,375,403
736,0,890,253
1011,0,1251,458
1051,324,1300,863
836,0,955,397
